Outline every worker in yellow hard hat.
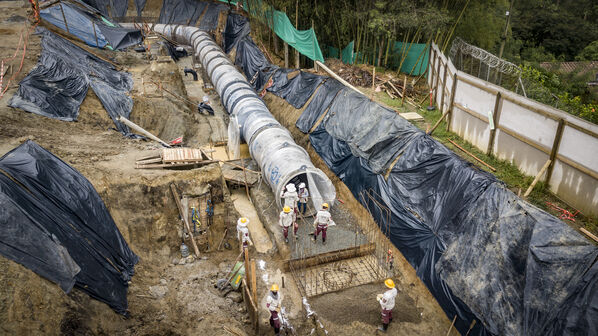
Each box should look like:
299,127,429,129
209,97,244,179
266,283,282,335
313,203,334,244
376,278,398,332
279,206,294,243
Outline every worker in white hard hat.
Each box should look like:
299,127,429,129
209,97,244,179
266,283,282,335
279,206,294,243
376,278,398,332
236,217,252,250
197,95,214,116
313,203,333,244
281,183,299,233
297,182,309,215
281,183,298,211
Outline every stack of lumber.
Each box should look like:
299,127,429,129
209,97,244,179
136,147,216,169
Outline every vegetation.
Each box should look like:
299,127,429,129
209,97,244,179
263,0,598,122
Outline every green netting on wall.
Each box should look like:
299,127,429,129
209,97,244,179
323,41,354,64
221,0,324,63
331,40,429,75
390,42,429,76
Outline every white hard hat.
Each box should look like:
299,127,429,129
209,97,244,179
203,95,209,103
237,217,249,226
298,183,305,188
286,184,296,192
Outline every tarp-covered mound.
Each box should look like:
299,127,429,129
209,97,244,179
0,141,138,315
158,0,227,29
226,16,598,336
9,29,134,135
41,1,142,50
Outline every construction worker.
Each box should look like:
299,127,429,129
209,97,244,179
266,284,281,335
197,95,214,116
279,206,294,243
236,217,252,250
297,182,309,214
313,203,333,244
377,278,398,333
281,183,298,212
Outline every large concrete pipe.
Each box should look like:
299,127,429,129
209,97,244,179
147,24,336,214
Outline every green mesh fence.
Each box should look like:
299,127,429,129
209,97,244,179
221,0,324,63
331,40,429,75
323,41,354,64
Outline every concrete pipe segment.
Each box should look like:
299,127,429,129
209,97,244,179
148,24,336,214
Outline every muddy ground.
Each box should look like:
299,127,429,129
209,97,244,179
0,1,452,335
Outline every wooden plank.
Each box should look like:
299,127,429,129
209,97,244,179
555,154,598,181
250,260,257,303
170,184,200,256
545,119,565,185
136,161,217,169
523,159,551,198
580,228,598,244
453,102,489,123
497,126,550,155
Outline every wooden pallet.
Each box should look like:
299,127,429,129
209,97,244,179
136,147,213,169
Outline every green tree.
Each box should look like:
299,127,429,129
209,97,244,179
575,41,598,61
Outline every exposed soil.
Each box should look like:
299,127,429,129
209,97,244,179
0,2,452,336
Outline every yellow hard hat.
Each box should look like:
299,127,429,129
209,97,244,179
271,284,279,291
283,206,291,213
384,278,395,289
322,203,329,209
240,217,248,223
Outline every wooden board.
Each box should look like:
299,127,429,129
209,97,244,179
162,148,205,163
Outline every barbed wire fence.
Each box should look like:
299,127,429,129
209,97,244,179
449,37,569,109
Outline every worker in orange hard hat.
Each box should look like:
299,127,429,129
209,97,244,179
376,278,398,332
266,283,281,335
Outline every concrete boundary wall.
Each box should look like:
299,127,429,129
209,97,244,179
428,43,598,216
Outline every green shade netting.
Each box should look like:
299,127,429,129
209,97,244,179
390,42,429,75
220,0,325,63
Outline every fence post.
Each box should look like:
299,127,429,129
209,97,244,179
446,73,458,131
295,0,299,69
439,62,448,112
429,46,436,89
486,92,502,155
433,57,442,104
545,119,565,186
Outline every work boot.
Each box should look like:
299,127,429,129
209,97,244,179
322,239,326,245
377,325,387,333
295,235,299,240
285,238,289,243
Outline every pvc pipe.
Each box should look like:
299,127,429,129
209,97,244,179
135,24,335,214
117,115,171,147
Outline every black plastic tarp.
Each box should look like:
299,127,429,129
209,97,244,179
159,0,208,25
0,173,81,293
0,141,138,315
79,0,127,18
135,0,146,17
198,3,227,31
230,21,598,336
97,24,144,50
267,69,324,109
9,29,134,135
41,2,142,49
322,88,422,174
235,35,270,81
296,78,344,133
223,13,250,53
308,102,598,335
